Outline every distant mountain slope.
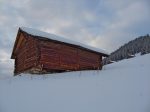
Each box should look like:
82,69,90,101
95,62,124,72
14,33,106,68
0,54,150,112
103,34,150,65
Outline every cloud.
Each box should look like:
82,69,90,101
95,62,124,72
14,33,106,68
89,0,150,52
0,60,13,78
0,50,14,77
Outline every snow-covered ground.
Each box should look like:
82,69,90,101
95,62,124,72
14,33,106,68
0,54,150,112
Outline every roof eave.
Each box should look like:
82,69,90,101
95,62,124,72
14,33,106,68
19,27,110,57
36,36,110,56
11,28,21,59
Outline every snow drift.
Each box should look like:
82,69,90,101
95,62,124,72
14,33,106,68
0,54,150,112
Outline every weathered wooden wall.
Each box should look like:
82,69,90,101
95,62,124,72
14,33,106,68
14,32,102,74
14,33,38,74
38,40,102,72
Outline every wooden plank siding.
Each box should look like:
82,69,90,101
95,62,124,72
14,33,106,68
14,33,39,74
38,40,102,72
11,28,107,75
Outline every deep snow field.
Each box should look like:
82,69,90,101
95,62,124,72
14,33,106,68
0,54,150,112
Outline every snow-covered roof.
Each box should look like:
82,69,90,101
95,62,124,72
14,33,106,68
20,27,109,56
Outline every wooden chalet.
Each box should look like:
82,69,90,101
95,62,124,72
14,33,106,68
11,27,109,75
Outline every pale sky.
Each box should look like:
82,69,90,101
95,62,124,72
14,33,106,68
0,0,150,76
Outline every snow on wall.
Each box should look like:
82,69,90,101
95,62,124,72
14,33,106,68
0,54,150,112
20,27,109,55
